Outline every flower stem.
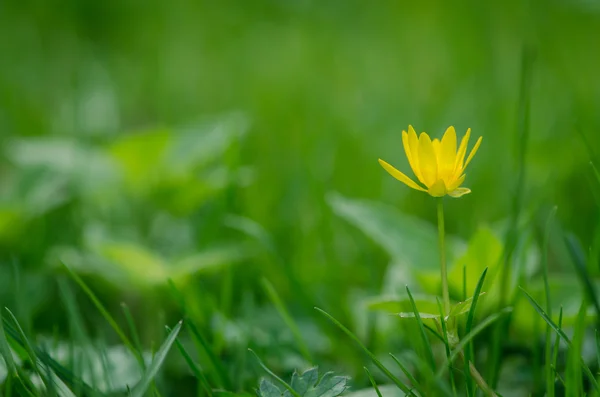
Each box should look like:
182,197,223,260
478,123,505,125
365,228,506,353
437,198,450,316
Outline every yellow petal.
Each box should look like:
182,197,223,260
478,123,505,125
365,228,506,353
402,128,425,184
378,159,427,192
447,174,466,192
428,179,447,197
463,136,482,170
440,126,457,181
432,139,441,160
448,187,471,198
417,132,437,187
454,128,471,173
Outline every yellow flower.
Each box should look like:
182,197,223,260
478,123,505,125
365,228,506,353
378,126,482,198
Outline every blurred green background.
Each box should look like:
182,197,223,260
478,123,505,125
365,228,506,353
1,0,600,395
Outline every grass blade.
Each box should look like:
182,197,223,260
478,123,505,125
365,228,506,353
436,308,512,380
436,299,456,396
2,315,100,396
575,125,599,165
4,308,50,390
130,320,183,397
41,360,78,397
542,207,557,397
261,278,312,363
464,268,488,396
520,288,600,392
167,279,231,389
389,353,423,395
592,162,600,186
596,329,600,374
406,286,436,372
0,311,38,396
491,46,535,388
315,307,414,395
122,303,146,370
186,319,230,389
167,325,213,397
57,277,98,391
462,266,467,302
248,349,302,397
551,307,563,390
542,207,557,318
423,324,445,344
0,310,17,375
12,377,38,397
521,288,571,346
565,300,586,395
364,367,383,397
62,263,142,367
564,233,600,319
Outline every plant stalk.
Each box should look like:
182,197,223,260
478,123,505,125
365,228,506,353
438,198,451,316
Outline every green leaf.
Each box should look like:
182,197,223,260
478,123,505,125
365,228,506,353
327,192,464,272
448,228,502,296
259,378,284,397
249,349,302,397
224,215,277,254
397,312,439,319
109,129,171,189
447,293,486,319
290,367,319,395
305,371,348,397
171,244,251,280
165,114,248,174
256,367,348,397
99,242,167,285
88,242,250,287
0,207,24,243
6,137,118,196
365,294,440,316
130,320,183,397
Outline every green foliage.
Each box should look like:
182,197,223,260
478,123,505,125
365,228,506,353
328,193,465,273
315,308,412,394
130,321,182,397
1,1,600,396
257,368,348,397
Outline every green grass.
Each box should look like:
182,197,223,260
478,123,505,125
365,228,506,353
1,1,600,396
